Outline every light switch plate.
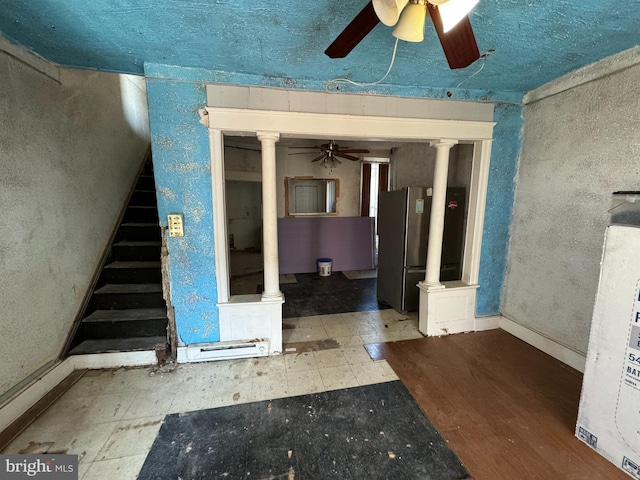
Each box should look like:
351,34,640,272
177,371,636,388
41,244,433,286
167,214,184,237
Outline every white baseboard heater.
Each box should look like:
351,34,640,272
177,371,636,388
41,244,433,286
177,339,269,363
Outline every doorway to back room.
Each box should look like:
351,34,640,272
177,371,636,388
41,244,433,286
224,137,264,296
361,157,391,266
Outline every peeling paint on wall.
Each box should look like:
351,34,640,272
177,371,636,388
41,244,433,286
145,72,219,345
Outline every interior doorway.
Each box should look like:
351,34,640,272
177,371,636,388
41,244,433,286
223,137,265,296
227,179,263,295
206,105,495,354
361,158,390,266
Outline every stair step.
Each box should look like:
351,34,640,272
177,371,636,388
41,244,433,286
81,308,168,339
68,336,166,356
102,261,161,283
136,175,155,191
94,283,164,309
113,241,161,261
142,161,154,175
95,283,162,294
118,223,161,241
84,307,167,322
130,190,157,206
124,205,158,223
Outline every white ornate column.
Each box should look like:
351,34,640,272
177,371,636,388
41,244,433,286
257,132,282,300
422,139,458,288
419,139,458,336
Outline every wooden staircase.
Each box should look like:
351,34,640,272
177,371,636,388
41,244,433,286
68,158,169,356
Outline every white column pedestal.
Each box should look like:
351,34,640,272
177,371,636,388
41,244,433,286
418,282,479,336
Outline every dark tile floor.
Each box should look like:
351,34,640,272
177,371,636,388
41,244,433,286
137,381,470,480
278,272,390,318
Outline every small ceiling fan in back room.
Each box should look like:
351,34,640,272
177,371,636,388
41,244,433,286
325,0,480,69
288,141,370,169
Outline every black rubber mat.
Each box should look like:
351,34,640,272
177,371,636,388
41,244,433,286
138,381,470,480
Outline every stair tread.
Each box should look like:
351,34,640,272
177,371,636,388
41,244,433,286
69,336,166,355
113,241,161,247
95,283,162,294
83,308,168,322
104,261,160,269
121,222,158,227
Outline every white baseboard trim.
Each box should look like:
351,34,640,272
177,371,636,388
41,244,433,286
0,358,75,433
499,316,586,373
71,350,158,370
0,352,158,435
474,315,502,331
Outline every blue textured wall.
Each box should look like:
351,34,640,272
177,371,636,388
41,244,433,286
144,63,521,342
476,103,522,316
145,73,219,345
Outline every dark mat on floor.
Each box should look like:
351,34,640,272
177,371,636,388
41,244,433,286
261,272,390,318
137,381,470,480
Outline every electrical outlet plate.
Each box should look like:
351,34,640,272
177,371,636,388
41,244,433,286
167,214,184,237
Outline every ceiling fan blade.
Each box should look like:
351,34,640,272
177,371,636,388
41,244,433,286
287,146,321,149
339,149,370,154
311,154,327,162
427,4,480,69
288,151,321,156
225,145,261,152
335,153,361,161
325,1,380,58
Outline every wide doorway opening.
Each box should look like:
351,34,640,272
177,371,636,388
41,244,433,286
207,106,494,354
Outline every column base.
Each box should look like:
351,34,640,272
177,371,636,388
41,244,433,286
418,280,446,291
262,291,283,301
418,282,479,336
218,293,284,355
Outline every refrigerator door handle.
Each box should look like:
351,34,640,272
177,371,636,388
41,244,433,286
406,268,426,274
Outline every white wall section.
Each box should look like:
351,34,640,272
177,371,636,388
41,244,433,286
502,58,640,354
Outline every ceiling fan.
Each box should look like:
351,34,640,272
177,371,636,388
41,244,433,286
325,0,480,69
288,141,370,168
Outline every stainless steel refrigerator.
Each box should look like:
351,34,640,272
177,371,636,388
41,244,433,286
377,186,465,312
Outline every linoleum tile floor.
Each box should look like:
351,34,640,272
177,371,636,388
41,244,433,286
3,309,422,479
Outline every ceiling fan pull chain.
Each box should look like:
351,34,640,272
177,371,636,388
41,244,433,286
326,38,400,90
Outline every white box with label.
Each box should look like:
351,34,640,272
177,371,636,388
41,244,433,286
576,225,640,479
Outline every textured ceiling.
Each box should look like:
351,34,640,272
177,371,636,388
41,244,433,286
1,1,638,97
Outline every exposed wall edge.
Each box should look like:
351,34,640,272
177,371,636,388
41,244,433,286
523,45,640,105
500,316,586,373
0,359,75,433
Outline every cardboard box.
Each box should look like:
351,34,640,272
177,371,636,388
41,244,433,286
576,225,640,479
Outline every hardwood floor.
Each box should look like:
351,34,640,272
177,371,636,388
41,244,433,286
372,329,628,480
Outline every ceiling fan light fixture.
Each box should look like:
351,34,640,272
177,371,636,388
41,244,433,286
372,0,410,27
392,0,427,43
438,0,479,33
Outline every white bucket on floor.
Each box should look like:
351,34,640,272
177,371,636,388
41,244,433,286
317,258,332,277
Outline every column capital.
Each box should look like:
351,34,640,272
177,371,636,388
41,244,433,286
430,139,458,149
256,131,280,142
